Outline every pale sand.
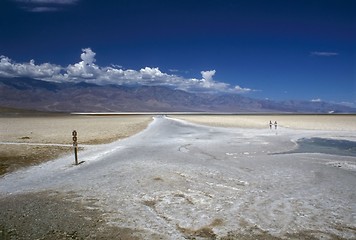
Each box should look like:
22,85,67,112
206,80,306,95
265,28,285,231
0,115,153,175
171,114,356,131
0,115,153,145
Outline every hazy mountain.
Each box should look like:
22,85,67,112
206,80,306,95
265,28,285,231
1,77,355,113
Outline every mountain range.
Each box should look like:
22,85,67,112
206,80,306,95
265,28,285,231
0,77,355,113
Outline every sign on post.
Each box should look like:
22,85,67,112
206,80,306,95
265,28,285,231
72,130,78,165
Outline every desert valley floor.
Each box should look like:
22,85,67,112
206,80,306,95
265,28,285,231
0,114,355,239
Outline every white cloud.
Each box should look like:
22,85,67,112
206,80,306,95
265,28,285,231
15,0,78,4
28,6,59,12
198,70,252,93
338,101,356,108
311,52,339,57
311,98,322,102
64,48,101,80
14,0,79,12
80,48,96,64
140,67,164,79
199,70,227,90
234,85,252,93
201,70,216,82
0,55,62,79
111,64,123,69
0,49,254,94
66,61,100,80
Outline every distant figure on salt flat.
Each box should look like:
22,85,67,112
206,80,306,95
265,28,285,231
274,121,278,129
269,120,273,129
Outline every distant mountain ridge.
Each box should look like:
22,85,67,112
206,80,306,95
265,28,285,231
1,77,355,113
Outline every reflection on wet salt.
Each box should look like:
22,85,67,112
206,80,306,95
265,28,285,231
278,138,356,157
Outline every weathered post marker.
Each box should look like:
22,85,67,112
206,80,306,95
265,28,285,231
72,130,79,165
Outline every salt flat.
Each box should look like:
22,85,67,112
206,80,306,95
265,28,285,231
172,114,356,131
0,116,355,239
0,115,152,175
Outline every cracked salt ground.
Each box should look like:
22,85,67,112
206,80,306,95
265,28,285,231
1,116,356,239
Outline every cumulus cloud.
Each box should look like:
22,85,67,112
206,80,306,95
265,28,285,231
198,70,252,93
234,85,252,93
311,98,322,102
0,48,254,94
140,67,164,79
80,48,96,64
201,70,216,82
311,52,339,57
0,55,62,79
198,70,227,90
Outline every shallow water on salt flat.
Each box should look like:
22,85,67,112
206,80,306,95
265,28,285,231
284,137,356,157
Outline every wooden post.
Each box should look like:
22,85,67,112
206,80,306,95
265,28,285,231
72,130,78,165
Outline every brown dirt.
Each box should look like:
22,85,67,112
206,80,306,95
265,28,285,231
0,145,73,176
0,191,141,240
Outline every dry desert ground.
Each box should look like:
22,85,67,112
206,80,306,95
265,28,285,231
1,114,355,179
0,114,355,239
0,114,153,175
171,114,356,131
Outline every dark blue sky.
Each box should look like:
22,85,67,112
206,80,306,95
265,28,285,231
0,0,355,105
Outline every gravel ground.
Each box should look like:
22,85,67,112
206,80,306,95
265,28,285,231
0,191,141,240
